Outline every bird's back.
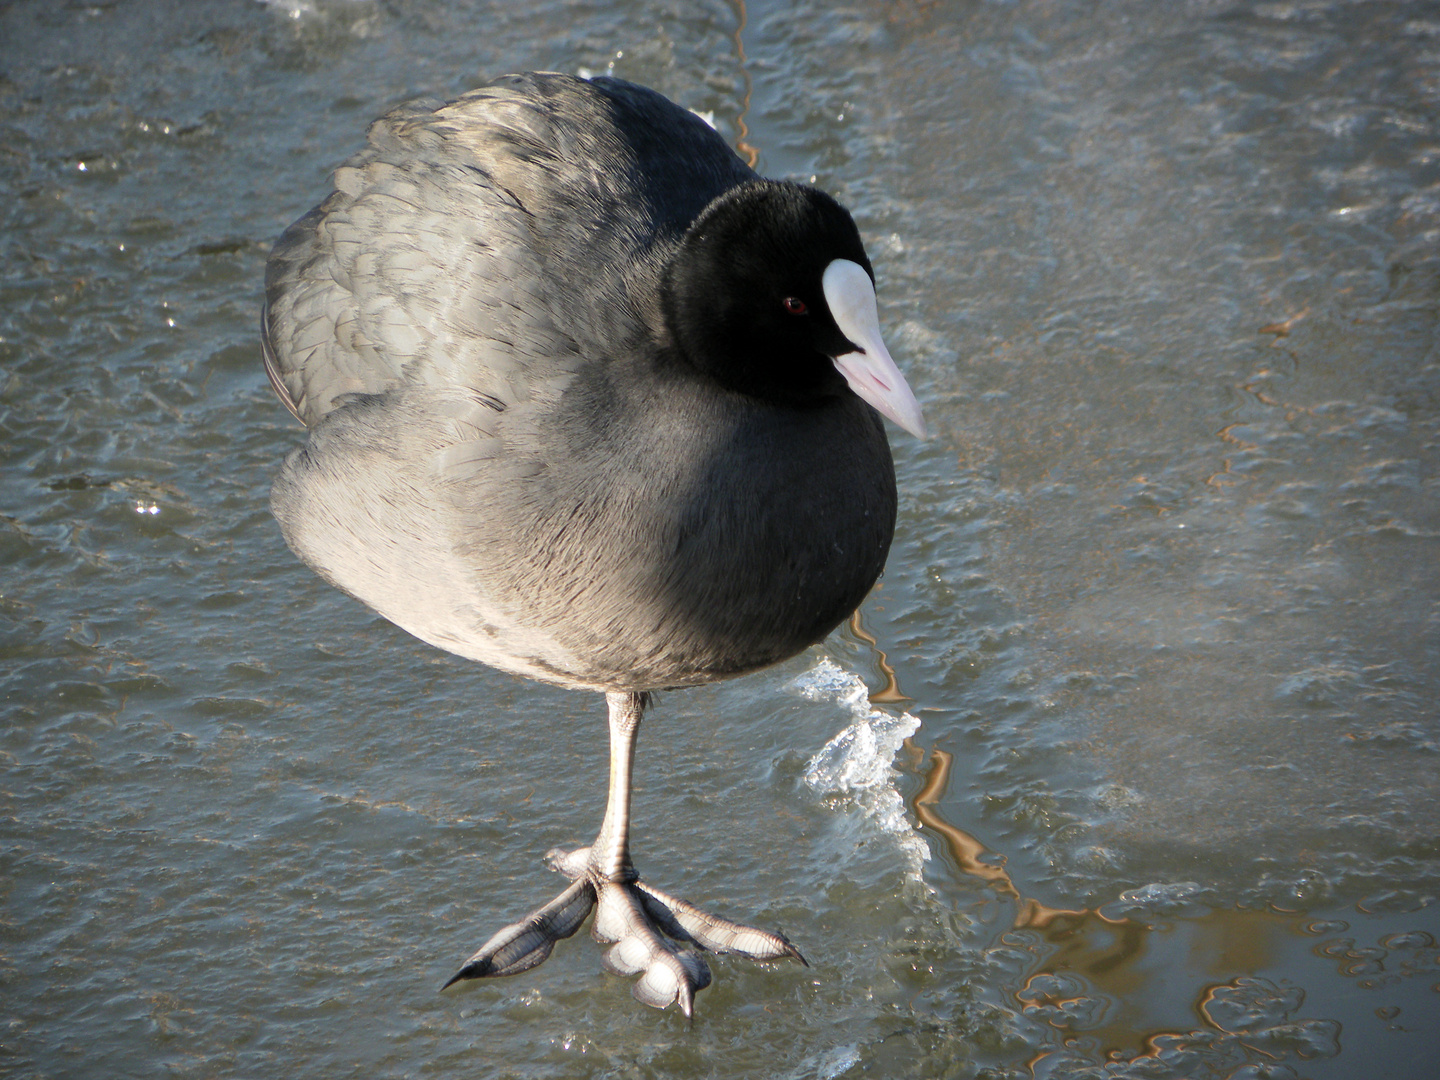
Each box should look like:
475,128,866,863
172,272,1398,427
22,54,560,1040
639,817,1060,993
263,73,753,423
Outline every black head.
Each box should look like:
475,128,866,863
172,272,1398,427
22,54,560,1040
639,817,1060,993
661,180,875,406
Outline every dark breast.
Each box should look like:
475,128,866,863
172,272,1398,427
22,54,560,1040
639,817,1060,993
457,365,898,691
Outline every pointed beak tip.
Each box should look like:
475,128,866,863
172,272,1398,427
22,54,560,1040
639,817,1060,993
891,403,928,441
831,350,929,441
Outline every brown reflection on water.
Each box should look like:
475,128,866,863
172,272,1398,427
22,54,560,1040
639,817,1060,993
1047,908,1301,1060
728,0,759,169
909,743,1319,1063
847,606,910,704
912,745,1090,925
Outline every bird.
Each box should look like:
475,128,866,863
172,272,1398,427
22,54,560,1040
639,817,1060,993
261,71,925,1016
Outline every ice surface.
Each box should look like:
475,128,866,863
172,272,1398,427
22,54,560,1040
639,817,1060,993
2,0,1437,1076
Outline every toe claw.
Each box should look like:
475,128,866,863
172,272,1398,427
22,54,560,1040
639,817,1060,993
636,882,805,963
632,949,711,1016
444,878,595,987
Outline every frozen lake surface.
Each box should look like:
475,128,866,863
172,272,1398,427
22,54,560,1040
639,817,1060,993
3,0,1437,1076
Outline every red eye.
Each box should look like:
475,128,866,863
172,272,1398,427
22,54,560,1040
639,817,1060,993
782,296,808,315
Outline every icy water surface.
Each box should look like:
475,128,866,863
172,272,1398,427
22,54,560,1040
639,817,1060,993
3,0,1438,1077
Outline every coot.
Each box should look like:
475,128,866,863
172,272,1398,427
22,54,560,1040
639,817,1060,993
263,72,925,1016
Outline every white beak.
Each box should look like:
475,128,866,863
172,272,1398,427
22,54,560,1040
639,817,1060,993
821,259,928,439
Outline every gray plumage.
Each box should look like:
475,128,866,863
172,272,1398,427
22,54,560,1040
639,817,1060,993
265,73,896,694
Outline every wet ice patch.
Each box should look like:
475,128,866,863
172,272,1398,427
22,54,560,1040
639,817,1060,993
258,0,315,15
783,1043,861,1080
1102,880,1215,920
797,658,929,872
